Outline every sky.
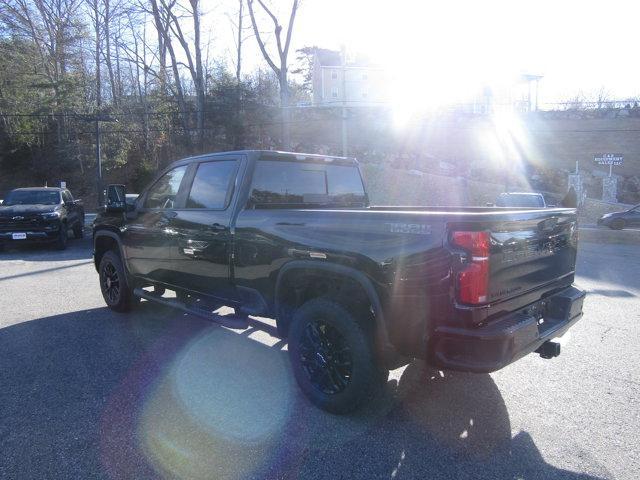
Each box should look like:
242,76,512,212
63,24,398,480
211,0,640,107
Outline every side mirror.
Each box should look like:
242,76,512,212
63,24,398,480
106,184,126,213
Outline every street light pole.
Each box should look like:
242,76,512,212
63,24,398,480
84,113,117,207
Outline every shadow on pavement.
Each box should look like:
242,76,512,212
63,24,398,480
0,235,93,262
0,303,610,480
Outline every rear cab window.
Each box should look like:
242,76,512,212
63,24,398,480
249,158,367,207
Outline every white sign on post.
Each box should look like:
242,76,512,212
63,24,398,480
594,153,623,178
60,181,66,189
594,153,623,166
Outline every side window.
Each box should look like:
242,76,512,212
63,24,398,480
62,191,73,203
186,160,238,209
143,165,188,209
249,160,366,205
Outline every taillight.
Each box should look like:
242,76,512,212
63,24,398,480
451,231,490,305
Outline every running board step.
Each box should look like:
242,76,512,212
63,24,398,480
133,288,249,329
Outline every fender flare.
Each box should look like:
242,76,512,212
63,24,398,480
275,260,392,353
93,229,129,273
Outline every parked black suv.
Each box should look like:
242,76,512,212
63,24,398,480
93,151,585,413
0,187,85,250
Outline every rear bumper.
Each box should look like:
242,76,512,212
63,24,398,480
430,285,586,373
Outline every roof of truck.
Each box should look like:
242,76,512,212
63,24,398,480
175,150,358,165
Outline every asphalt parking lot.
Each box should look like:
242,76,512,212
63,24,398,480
0,235,638,480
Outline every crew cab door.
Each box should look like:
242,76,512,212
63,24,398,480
122,164,189,285
169,156,242,297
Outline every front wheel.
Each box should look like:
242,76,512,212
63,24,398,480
288,298,387,414
99,250,137,312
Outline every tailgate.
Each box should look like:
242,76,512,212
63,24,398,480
487,210,578,304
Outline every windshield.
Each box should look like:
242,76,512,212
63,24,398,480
3,190,60,206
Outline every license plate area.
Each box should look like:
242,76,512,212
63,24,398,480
12,232,27,240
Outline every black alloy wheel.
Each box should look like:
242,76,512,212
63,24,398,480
298,319,353,395
101,261,121,305
99,250,136,312
288,298,387,414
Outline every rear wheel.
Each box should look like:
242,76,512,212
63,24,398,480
288,298,387,414
99,250,136,312
610,218,625,230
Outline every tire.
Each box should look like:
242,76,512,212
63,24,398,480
73,219,84,239
288,298,387,414
99,250,136,312
610,219,625,230
55,223,68,250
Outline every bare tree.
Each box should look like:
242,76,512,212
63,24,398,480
158,0,206,149
594,86,610,109
247,0,299,150
2,0,84,107
102,0,118,105
86,0,102,109
148,0,190,133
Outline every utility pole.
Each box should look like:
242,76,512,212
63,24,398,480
341,45,348,157
84,114,117,207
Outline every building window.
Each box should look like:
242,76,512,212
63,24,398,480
362,73,368,80
331,70,338,80
331,87,338,98
362,92,368,98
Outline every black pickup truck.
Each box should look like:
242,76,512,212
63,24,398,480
93,151,585,413
0,187,85,250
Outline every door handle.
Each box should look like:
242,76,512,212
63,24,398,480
210,223,227,231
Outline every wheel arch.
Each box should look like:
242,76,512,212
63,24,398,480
274,260,392,355
93,229,127,272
